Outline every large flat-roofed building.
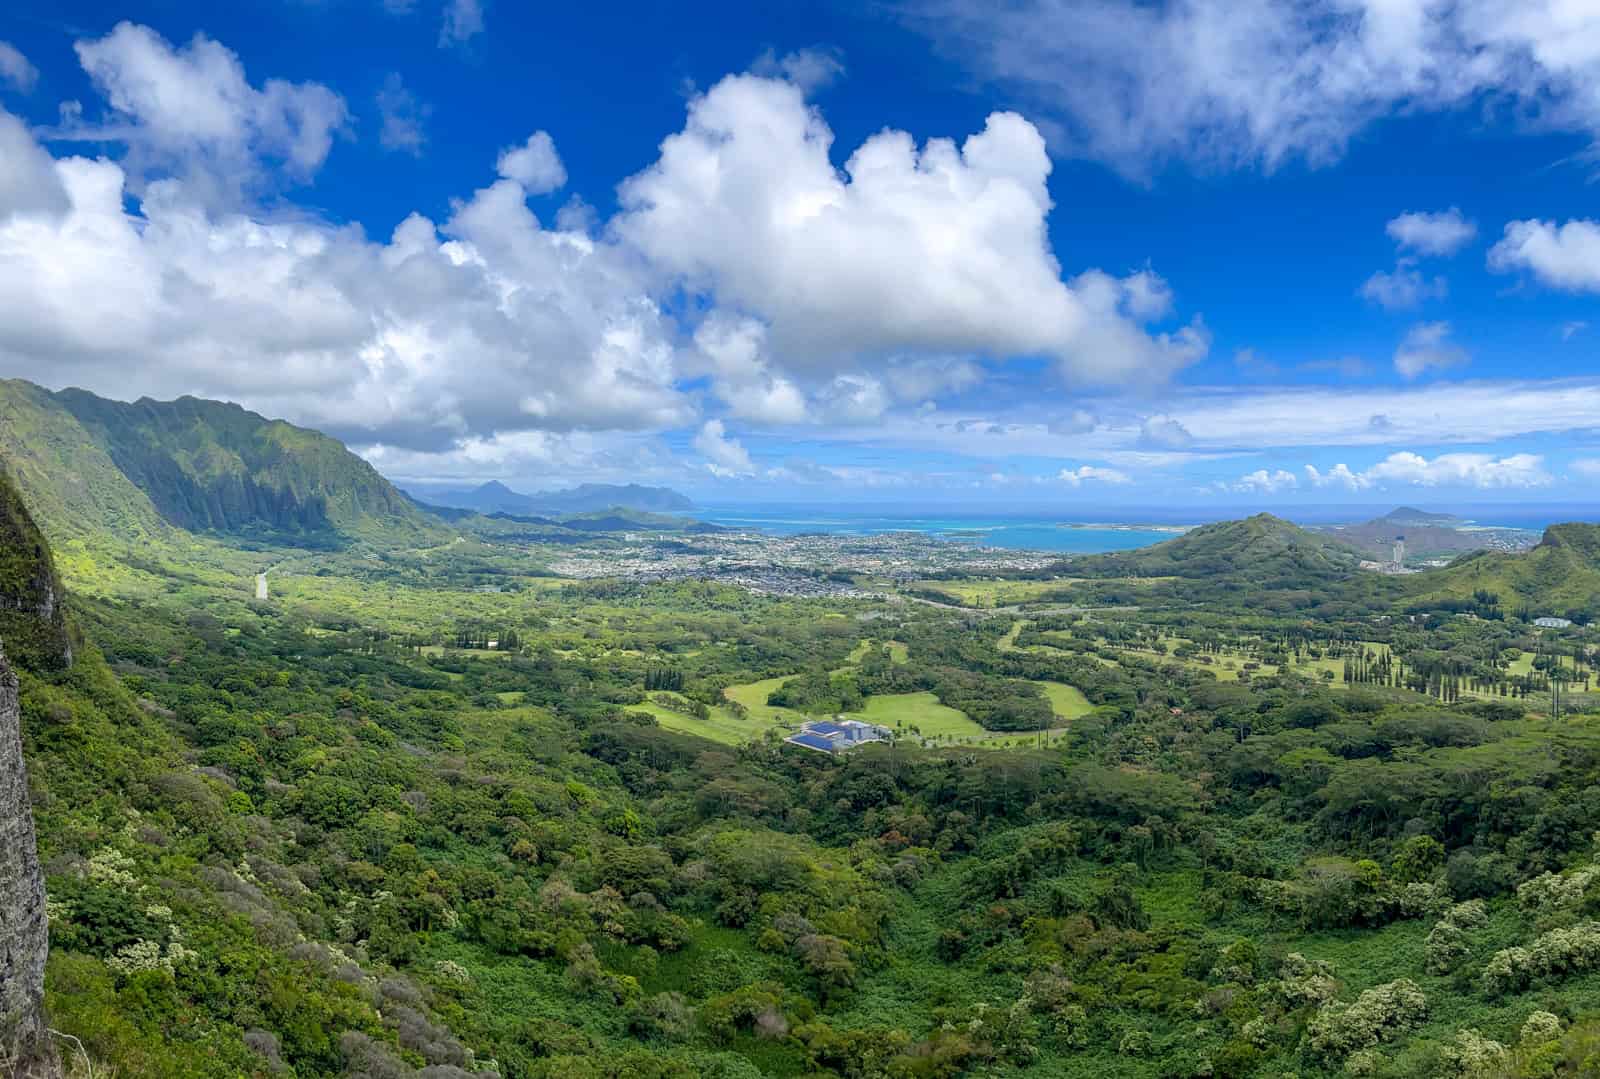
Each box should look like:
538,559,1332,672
785,718,891,753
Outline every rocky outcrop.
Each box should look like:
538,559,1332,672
0,469,70,672
0,640,58,1077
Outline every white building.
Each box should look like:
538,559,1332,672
1534,616,1574,629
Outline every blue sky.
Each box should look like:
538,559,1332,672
1,1,1599,507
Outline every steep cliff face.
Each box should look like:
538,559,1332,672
0,468,63,1076
0,468,71,672
0,642,58,1077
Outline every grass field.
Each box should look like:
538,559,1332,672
723,675,808,725
908,579,1072,608
846,692,972,736
630,700,791,745
1036,680,1093,718
1091,634,1398,686
846,691,1077,749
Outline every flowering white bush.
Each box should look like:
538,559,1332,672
1426,900,1488,975
1438,1029,1509,1078
1269,952,1340,1010
434,959,472,985
1520,1010,1563,1044
1481,921,1600,996
106,938,198,976
1517,866,1600,916
1426,922,1469,976
1399,881,1448,918
1303,979,1427,1064
87,847,139,888
1446,900,1488,929
1343,1048,1383,1076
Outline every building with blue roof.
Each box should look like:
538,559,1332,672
784,717,891,754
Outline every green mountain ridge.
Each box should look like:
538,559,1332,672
1414,521,1600,616
0,379,440,547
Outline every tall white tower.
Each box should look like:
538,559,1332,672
1392,535,1405,568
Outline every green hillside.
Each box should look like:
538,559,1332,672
0,380,442,546
1069,512,1361,585
1410,522,1600,616
0,379,172,543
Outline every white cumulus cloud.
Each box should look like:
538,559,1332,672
0,101,689,454
1360,262,1447,310
497,131,566,194
614,72,1206,385
1059,464,1131,485
693,419,756,477
1489,219,1600,293
1364,451,1551,488
1387,209,1477,257
65,22,348,204
1139,414,1193,449
1304,463,1371,490
1393,321,1467,379
1229,468,1299,494
692,315,809,425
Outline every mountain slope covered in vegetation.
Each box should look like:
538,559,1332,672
1412,522,1600,617
0,380,442,546
1069,513,1362,585
7,440,1600,1079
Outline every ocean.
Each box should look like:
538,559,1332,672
693,506,1189,554
692,502,1600,555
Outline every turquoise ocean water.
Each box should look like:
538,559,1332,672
693,507,1186,554
691,502,1598,555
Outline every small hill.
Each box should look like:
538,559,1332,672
1410,522,1600,615
0,380,441,546
414,480,692,516
1068,513,1361,584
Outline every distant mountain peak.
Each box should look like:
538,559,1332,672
414,481,693,516
1380,506,1461,525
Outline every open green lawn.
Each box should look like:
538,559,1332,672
630,700,792,745
1505,649,1536,677
847,691,971,735
1036,679,1093,719
846,691,1074,749
886,640,909,663
908,578,1073,608
723,675,807,724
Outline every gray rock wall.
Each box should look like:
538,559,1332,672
0,641,58,1077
